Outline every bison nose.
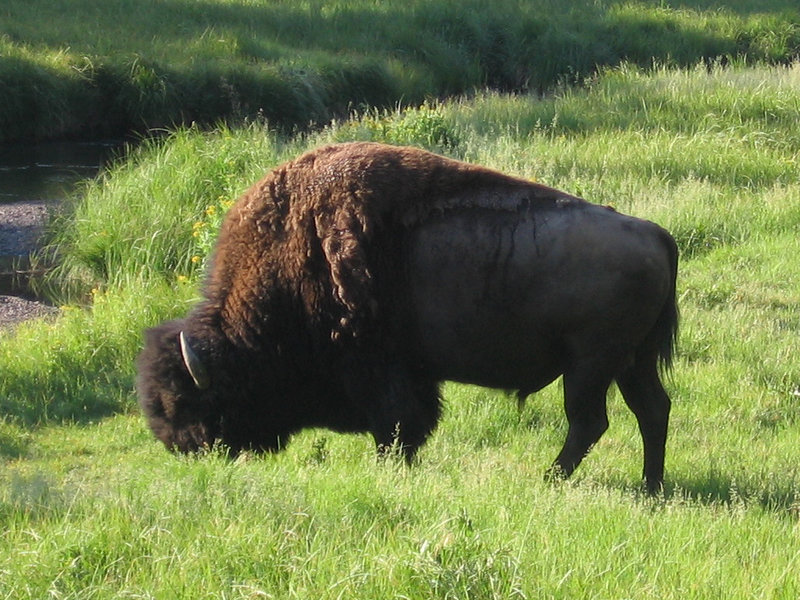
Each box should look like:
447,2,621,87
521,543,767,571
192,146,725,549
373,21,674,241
173,423,213,453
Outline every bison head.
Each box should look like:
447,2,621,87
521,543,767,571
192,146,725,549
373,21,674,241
136,320,221,452
136,320,285,455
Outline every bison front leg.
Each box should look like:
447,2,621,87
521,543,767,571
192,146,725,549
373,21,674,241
369,368,441,463
547,360,613,482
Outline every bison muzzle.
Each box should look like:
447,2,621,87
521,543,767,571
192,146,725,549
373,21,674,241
137,142,678,492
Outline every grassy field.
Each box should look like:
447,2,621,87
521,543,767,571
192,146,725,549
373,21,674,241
1,0,799,141
3,0,800,597
1,55,799,597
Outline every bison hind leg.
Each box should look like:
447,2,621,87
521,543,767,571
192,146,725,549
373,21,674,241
615,353,671,494
368,365,441,463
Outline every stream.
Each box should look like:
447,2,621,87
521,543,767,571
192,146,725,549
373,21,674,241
0,140,122,299
0,139,121,205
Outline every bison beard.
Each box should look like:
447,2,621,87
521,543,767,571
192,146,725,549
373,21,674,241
137,142,678,492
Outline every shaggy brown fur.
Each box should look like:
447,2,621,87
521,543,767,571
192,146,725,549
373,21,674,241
204,142,562,344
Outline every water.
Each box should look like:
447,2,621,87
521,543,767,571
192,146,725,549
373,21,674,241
0,140,122,204
0,140,123,297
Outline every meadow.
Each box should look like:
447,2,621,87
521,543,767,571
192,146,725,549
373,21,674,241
1,59,799,597
2,1,800,598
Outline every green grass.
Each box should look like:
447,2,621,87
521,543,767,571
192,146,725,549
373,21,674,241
52,61,800,291
3,56,800,598
2,0,799,141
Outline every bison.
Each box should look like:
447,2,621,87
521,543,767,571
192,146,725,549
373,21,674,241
137,142,678,491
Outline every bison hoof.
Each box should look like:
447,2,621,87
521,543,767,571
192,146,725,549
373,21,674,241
544,463,571,483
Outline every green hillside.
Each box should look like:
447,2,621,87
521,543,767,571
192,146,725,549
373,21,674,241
1,0,798,141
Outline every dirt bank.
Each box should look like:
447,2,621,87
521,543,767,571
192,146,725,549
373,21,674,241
0,201,59,331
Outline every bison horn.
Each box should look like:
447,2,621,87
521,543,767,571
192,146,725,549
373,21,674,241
179,331,210,390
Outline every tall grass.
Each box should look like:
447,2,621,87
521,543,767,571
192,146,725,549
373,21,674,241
0,280,196,429
53,61,800,292
47,127,297,295
2,61,800,597
2,0,799,141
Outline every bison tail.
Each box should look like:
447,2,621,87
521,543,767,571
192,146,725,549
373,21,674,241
654,233,679,373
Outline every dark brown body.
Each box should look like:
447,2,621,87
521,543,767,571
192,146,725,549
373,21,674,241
137,142,678,491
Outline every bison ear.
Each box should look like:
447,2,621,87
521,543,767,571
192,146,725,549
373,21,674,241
179,331,211,390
